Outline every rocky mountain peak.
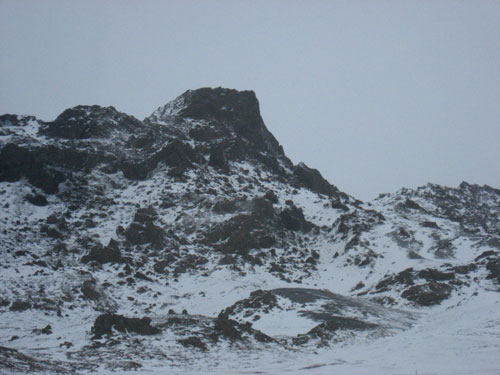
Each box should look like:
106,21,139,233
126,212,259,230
41,105,142,139
149,87,260,123
0,114,37,127
147,87,286,163
179,87,260,123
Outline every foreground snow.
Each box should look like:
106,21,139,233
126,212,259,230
77,290,498,375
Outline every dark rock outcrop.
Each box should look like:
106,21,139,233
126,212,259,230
179,88,284,156
0,144,66,194
417,268,455,281
81,280,102,301
155,139,202,169
279,204,313,232
213,315,242,341
403,198,421,210
486,258,500,283
91,313,161,338
221,290,280,318
0,114,37,128
205,198,278,254
147,88,292,176
120,160,151,180
401,282,452,306
293,162,339,197
178,336,207,350
9,300,32,312
81,240,125,265
375,268,415,292
208,143,229,170
26,194,48,206
41,105,142,139
124,207,165,249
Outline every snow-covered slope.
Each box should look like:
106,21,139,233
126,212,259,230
0,88,499,374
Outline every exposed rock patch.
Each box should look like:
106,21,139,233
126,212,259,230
91,313,161,338
81,240,125,265
41,105,142,139
401,282,452,306
124,207,165,249
294,162,339,198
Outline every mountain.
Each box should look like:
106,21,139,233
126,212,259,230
0,88,499,374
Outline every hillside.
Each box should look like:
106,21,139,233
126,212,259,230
0,88,499,374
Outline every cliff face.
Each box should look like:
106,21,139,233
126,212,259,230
0,88,498,374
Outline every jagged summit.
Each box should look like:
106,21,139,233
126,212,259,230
41,105,142,139
147,87,287,167
0,87,342,199
0,113,37,126
148,87,260,123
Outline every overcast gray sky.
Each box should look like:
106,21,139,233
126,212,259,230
1,0,499,200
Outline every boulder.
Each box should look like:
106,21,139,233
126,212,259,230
264,190,278,204
120,160,150,180
279,204,312,232
124,207,164,249
213,315,242,341
9,300,32,312
81,242,125,265
81,280,102,301
178,336,207,350
133,206,158,223
124,222,164,249
404,199,421,210
26,194,48,206
91,313,161,338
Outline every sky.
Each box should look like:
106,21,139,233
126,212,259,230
1,0,499,200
